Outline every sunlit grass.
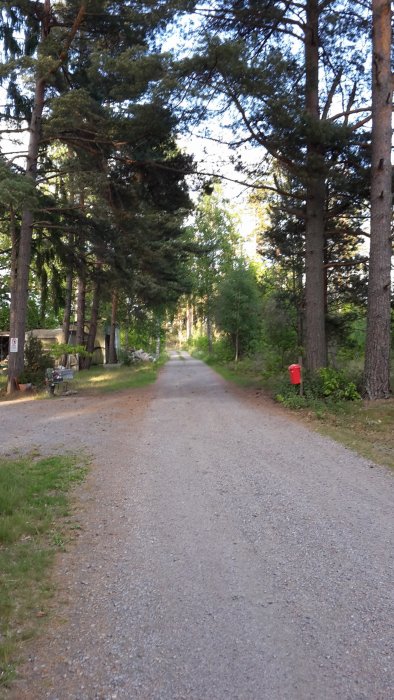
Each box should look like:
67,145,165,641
86,372,116,383
71,361,163,394
0,358,167,401
0,454,87,687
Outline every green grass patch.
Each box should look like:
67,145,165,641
207,360,262,389
0,357,167,402
70,361,162,395
306,398,394,470
0,374,7,396
0,454,87,688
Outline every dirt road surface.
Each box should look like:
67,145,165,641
2,352,393,699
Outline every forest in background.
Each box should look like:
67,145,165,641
0,1,392,400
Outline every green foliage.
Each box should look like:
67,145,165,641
0,302,9,330
307,367,361,402
120,304,164,356
260,291,299,367
21,334,54,385
49,343,90,359
274,366,361,415
186,184,241,347
214,261,262,360
1,0,195,381
188,335,233,363
187,334,210,356
0,158,37,211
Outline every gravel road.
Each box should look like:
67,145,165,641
2,351,393,700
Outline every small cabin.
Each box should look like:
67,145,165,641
0,323,120,368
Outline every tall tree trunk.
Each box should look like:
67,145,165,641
364,0,392,399
75,275,86,369
62,179,76,357
304,176,327,370
62,270,73,367
7,74,46,392
207,312,213,354
304,0,327,372
84,277,101,369
63,271,73,344
7,207,19,392
108,290,118,364
186,302,193,340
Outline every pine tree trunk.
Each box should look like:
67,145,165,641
207,312,213,354
84,277,101,369
63,272,73,344
304,0,327,372
75,276,86,346
156,333,161,358
7,76,46,393
75,276,86,369
108,290,118,364
305,176,327,371
61,270,73,366
8,206,18,344
363,0,392,399
186,302,193,340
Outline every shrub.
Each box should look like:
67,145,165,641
49,342,90,360
21,334,54,385
272,366,361,415
305,367,361,401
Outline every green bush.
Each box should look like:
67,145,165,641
208,338,233,364
305,367,361,401
20,334,54,385
188,335,210,354
189,335,233,364
272,366,361,415
49,342,90,359
117,349,132,366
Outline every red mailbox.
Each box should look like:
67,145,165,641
288,363,302,385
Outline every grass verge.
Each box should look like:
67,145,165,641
304,399,394,470
0,453,87,688
0,357,167,401
70,360,164,395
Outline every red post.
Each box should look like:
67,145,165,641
288,364,302,385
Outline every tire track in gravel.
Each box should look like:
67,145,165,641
2,352,393,700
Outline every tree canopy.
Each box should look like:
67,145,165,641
0,0,392,398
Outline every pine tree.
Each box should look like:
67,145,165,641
363,0,392,399
176,0,371,371
1,1,195,388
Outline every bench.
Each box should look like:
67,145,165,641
45,367,74,395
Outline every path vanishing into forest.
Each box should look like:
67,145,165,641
2,351,393,700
